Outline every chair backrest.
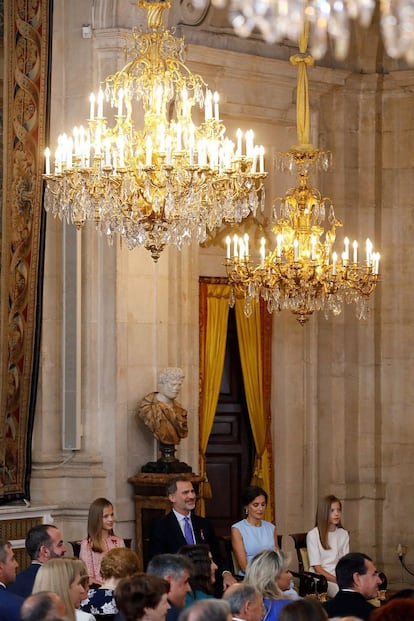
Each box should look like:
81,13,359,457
68,540,81,557
289,532,310,573
289,532,329,598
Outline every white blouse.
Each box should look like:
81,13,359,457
306,526,349,575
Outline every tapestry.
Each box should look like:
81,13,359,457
0,0,49,501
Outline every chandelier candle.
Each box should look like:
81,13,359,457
225,23,380,324
193,0,414,64
43,0,267,261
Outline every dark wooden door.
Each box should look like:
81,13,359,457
204,309,255,537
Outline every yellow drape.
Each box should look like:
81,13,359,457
234,298,273,522
198,283,230,514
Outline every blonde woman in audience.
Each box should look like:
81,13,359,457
244,549,291,621
306,495,349,598
32,557,95,621
80,497,125,585
80,547,140,616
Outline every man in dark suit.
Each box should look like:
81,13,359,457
323,552,382,620
149,477,235,592
0,538,23,621
7,523,67,598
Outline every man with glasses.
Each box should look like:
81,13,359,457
323,552,382,620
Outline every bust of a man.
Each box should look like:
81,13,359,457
137,367,188,445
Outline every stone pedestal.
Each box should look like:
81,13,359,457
141,442,192,473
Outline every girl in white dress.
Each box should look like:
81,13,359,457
306,494,349,598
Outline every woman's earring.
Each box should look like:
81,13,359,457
244,507,248,516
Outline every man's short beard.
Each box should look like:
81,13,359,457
48,549,61,558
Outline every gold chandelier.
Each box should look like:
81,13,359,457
43,0,266,262
194,0,414,64
225,25,380,325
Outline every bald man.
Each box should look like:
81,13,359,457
223,583,264,621
20,591,67,621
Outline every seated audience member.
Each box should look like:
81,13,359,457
388,588,414,600
231,486,279,576
275,561,299,601
178,544,217,605
323,552,382,621
222,582,264,621
306,495,349,599
33,557,95,621
20,591,67,621
278,599,328,621
244,549,292,621
149,478,235,592
147,553,194,621
80,547,139,616
80,497,125,586
370,598,414,620
0,538,23,621
7,523,67,598
114,572,170,621
178,599,232,621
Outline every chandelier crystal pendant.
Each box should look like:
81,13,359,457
43,0,267,262
193,0,414,64
225,24,380,324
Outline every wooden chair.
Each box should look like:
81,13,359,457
289,532,328,598
216,534,283,578
217,535,242,578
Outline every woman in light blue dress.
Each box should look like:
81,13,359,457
231,486,279,576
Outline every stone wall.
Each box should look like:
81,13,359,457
24,0,414,589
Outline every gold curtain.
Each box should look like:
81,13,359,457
198,281,230,514
235,299,274,522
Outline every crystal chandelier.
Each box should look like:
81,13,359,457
193,0,414,64
43,0,266,262
225,24,380,324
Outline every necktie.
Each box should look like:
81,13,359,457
184,516,195,544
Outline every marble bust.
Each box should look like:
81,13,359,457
138,367,188,446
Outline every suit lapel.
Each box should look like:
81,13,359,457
170,511,187,548
191,515,206,543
